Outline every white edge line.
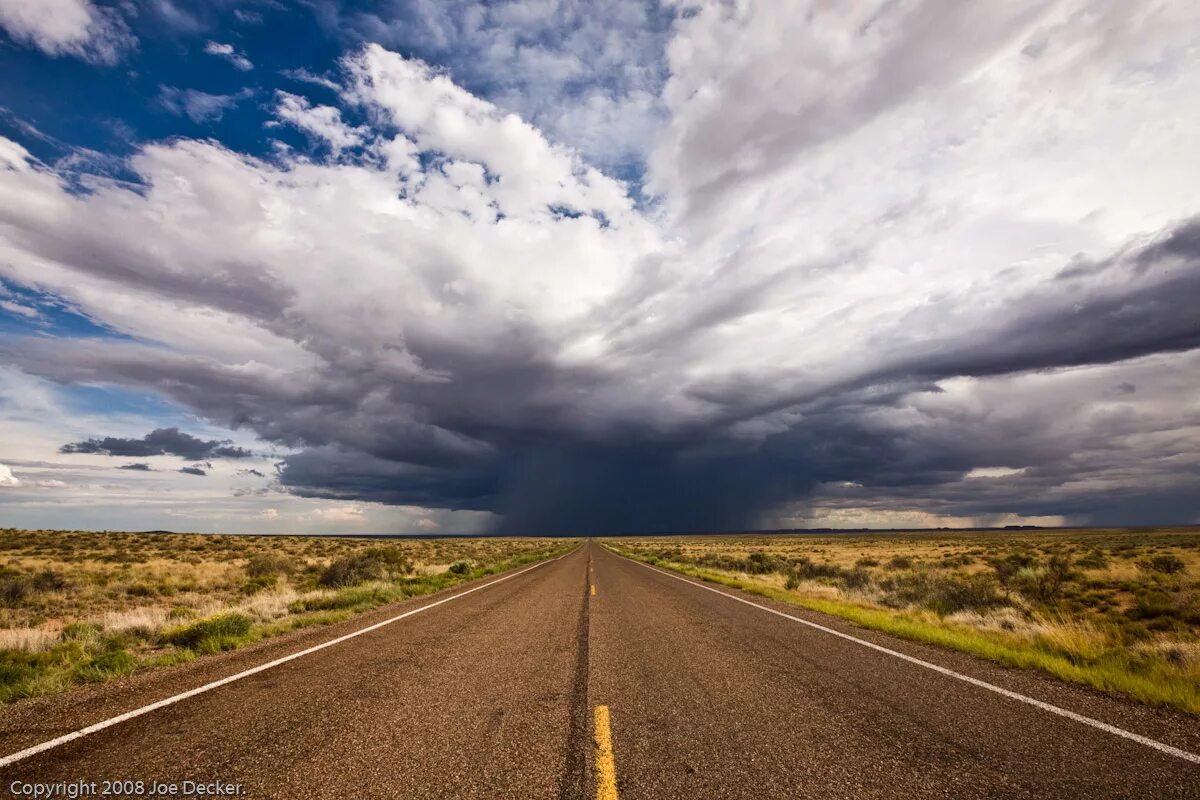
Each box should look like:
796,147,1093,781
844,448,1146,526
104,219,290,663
0,549,575,769
619,551,1200,766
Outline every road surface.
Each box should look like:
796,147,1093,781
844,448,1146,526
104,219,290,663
1,542,1197,798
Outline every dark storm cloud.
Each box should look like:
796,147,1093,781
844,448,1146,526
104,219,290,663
117,462,153,471
273,217,1200,532
12,215,1200,533
61,427,253,460
898,219,1200,379
179,466,207,476
277,446,499,510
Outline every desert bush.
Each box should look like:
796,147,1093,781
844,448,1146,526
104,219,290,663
1009,554,1073,604
792,557,842,580
694,551,787,574
0,578,30,607
880,571,1004,616
839,569,871,590
31,570,68,592
1141,554,1186,575
854,557,880,568
319,553,385,588
447,560,472,575
362,546,414,574
245,553,294,578
885,556,913,570
744,551,782,575
1011,568,1057,604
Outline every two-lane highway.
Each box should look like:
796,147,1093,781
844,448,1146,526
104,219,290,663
2,542,1198,798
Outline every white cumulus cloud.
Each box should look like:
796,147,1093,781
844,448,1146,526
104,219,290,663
0,0,132,63
203,40,253,71
0,464,21,488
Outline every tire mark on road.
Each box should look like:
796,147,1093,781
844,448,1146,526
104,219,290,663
558,549,593,800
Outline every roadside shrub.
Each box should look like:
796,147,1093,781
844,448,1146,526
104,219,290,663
1141,554,1186,575
319,553,385,588
165,613,252,652
792,557,842,580
1010,554,1074,604
365,546,414,574
839,569,871,591
784,573,800,591
695,551,786,574
1011,568,1058,604
447,560,472,575
744,551,781,575
880,571,1004,616
990,552,1042,594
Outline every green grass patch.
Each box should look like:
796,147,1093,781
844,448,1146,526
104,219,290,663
163,613,254,653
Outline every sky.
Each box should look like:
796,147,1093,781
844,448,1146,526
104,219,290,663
0,1,1198,536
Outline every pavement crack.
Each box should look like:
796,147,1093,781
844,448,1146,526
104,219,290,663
557,545,592,800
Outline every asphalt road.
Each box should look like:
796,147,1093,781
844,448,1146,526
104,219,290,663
1,542,1198,799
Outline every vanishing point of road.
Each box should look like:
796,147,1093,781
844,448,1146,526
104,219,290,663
1,542,1197,799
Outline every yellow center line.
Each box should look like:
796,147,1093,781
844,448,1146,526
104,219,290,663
594,705,619,800
590,584,596,595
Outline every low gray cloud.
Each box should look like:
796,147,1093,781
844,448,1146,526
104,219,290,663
179,466,207,476
61,428,252,460
117,462,153,471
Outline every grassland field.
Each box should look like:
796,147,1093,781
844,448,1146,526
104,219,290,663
4,527,1198,716
604,528,1200,715
0,529,569,705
